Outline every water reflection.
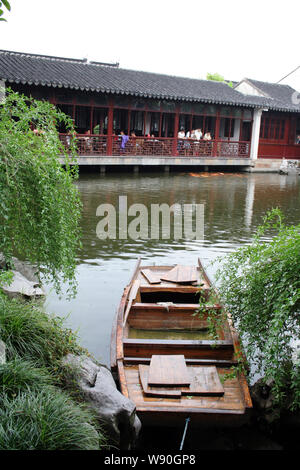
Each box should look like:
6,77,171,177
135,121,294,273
44,171,300,365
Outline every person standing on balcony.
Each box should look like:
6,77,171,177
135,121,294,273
184,130,191,154
203,131,212,140
194,128,203,140
177,127,185,154
120,131,129,153
178,128,185,138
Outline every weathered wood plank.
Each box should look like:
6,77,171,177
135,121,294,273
148,355,191,386
139,365,182,398
141,269,161,284
160,265,199,284
181,366,224,396
123,338,234,360
124,357,238,367
124,365,245,412
123,279,140,327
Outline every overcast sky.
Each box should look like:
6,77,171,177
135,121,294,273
1,0,299,90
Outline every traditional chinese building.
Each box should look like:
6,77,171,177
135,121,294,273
0,49,299,170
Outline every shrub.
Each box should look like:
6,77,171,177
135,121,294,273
215,209,300,411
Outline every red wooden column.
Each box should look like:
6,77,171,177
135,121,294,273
284,115,291,143
238,110,244,141
283,115,291,158
90,105,93,133
172,107,180,156
107,98,114,155
213,111,221,157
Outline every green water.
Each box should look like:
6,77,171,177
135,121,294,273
128,327,211,340
44,170,300,366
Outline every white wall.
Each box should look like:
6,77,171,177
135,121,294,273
235,81,266,97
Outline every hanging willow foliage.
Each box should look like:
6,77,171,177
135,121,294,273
0,89,81,296
214,208,300,411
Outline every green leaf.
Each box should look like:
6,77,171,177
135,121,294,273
1,0,11,11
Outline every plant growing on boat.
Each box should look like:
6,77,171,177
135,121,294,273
195,288,225,342
214,208,300,411
0,89,81,296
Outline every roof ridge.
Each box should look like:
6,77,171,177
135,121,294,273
0,49,119,67
247,77,294,89
0,49,299,112
0,48,233,84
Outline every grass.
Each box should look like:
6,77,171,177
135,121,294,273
0,294,84,367
0,388,101,450
0,358,51,398
0,293,106,450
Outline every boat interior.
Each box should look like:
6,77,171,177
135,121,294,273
116,263,252,423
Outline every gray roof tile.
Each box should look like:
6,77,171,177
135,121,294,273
0,50,299,113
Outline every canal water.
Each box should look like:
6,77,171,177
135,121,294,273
44,170,300,368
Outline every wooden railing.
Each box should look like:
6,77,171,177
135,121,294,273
59,134,251,158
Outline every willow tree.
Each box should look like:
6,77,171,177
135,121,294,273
214,209,300,411
0,0,11,21
0,89,81,295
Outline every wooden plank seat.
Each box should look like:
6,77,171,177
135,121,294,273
124,356,238,366
130,302,221,311
123,338,234,360
127,303,221,331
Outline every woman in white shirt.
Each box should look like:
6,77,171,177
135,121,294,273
194,128,203,140
178,128,185,139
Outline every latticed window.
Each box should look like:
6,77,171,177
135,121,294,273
260,116,286,140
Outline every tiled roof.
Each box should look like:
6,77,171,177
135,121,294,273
235,78,300,112
0,50,299,113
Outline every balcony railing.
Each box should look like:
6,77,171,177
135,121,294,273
59,134,251,158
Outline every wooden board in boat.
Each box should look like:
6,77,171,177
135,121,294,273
139,364,224,397
147,354,191,386
160,265,198,284
181,366,224,396
141,269,161,284
139,365,182,398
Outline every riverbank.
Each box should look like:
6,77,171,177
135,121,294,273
1,277,298,451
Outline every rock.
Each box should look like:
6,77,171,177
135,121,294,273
62,354,141,450
0,253,45,299
279,159,300,175
0,254,40,284
1,270,45,299
0,340,6,364
251,378,281,425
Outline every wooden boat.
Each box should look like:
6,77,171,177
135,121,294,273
111,258,252,427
